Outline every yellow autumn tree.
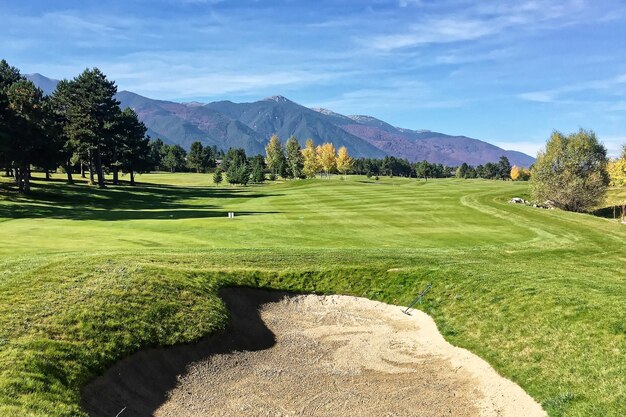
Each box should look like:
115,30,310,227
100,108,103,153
607,146,626,222
301,138,320,178
317,142,336,179
511,165,530,181
510,165,521,181
608,145,626,187
336,146,353,179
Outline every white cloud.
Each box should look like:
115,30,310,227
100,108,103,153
518,74,626,103
493,141,543,158
368,18,495,50
601,136,626,158
363,0,588,51
518,92,555,103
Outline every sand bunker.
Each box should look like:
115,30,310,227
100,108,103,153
82,288,546,417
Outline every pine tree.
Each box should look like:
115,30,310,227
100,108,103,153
149,138,166,170
224,148,249,185
49,80,78,184
117,108,149,185
187,141,205,172
61,68,120,188
213,168,223,186
250,155,265,183
498,156,512,180
5,79,48,193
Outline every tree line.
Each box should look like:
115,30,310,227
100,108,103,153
149,139,224,173
0,60,154,193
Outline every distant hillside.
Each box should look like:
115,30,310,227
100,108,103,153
318,112,536,167
25,73,59,95
25,73,535,165
203,96,386,158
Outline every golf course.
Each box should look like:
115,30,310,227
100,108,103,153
0,173,624,417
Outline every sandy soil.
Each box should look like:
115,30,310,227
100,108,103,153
82,288,546,417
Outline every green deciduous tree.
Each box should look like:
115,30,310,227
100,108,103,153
531,129,609,212
284,135,303,179
162,144,187,172
414,160,432,181
265,134,285,178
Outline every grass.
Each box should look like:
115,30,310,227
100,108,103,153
0,172,625,417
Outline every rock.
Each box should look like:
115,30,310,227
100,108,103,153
510,197,525,204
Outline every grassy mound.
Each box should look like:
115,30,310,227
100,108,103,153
0,173,624,417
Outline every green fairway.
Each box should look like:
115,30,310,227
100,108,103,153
0,173,624,417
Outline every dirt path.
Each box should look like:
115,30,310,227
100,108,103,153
82,288,546,417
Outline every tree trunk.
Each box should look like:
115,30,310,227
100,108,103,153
112,148,119,185
88,150,95,185
130,164,135,186
94,146,106,188
65,161,74,185
81,161,86,178
14,167,21,191
45,169,50,180
23,165,30,194
16,164,30,194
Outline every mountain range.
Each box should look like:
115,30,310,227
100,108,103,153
25,73,535,166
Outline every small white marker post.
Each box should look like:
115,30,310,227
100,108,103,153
228,212,235,219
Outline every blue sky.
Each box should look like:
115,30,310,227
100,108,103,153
1,0,625,156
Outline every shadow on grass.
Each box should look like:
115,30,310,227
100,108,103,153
81,288,287,417
0,179,281,221
591,205,625,220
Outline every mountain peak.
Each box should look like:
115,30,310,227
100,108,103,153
348,115,377,122
263,95,293,103
312,107,343,117
24,73,59,95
